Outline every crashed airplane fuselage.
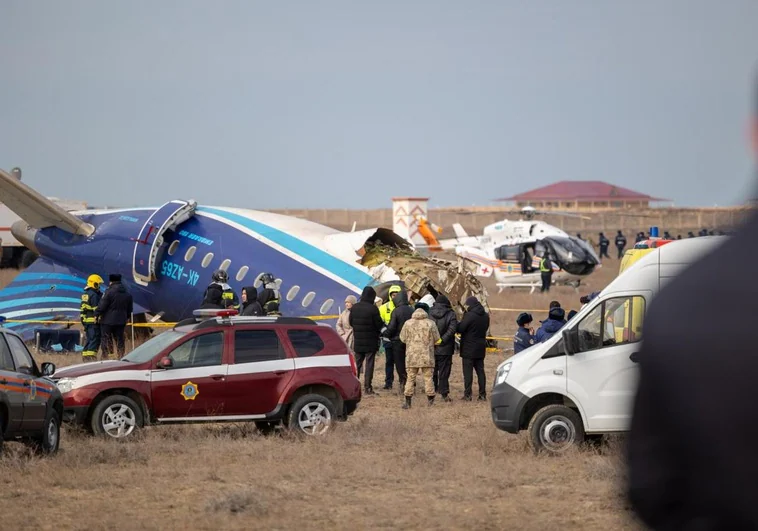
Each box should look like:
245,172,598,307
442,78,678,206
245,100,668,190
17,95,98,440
0,169,488,340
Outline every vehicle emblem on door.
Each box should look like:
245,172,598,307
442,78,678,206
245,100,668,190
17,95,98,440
29,380,37,400
181,381,199,400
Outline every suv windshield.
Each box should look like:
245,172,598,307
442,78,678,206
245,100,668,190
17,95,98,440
121,330,187,364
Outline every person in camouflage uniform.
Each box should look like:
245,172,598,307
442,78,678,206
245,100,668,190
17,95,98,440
399,307,440,408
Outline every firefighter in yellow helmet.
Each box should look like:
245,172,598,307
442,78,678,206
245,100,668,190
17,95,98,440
81,274,103,361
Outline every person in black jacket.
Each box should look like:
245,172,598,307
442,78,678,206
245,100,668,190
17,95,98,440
626,75,758,530
240,286,263,316
615,230,627,259
382,290,413,393
200,285,224,309
96,274,134,359
430,294,457,401
348,286,384,395
457,296,490,401
598,232,610,259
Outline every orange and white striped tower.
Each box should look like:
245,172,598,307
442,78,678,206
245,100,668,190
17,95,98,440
392,197,429,247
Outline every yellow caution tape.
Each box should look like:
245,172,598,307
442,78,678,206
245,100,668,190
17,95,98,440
4,318,512,342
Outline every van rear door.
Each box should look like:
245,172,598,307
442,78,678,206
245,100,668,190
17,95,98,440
566,292,649,432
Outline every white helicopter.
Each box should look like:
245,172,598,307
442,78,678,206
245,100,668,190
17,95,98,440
434,206,603,293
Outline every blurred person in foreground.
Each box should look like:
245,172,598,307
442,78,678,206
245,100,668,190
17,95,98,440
627,75,758,529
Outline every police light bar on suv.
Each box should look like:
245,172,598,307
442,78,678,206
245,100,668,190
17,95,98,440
192,309,238,317
0,315,6,326
192,308,239,321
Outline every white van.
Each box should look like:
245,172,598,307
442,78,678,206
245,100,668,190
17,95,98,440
490,236,726,453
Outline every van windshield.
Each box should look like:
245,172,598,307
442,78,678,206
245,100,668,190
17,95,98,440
121,330,187,363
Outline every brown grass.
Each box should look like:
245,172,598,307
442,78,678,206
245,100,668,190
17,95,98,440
0,260,642,530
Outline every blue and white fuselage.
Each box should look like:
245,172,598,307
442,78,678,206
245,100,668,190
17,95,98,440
1,200,410,340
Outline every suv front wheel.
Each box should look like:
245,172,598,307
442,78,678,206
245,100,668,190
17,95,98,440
91,395,143,439
287,394,336,436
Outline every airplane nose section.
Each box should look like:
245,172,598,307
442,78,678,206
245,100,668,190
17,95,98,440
11,220,39,254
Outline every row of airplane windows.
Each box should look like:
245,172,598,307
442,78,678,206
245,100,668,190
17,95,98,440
166,239,335,315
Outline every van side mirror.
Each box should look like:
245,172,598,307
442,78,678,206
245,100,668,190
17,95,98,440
157,356,173,369
562,328,578,356
41,362,56,377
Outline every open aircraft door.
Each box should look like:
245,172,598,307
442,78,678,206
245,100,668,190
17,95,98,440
132,200,197,286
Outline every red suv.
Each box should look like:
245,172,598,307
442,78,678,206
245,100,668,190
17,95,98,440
52,311,361,438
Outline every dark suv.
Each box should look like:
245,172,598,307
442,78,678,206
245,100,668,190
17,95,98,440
52,311,361,439
0,322,62,454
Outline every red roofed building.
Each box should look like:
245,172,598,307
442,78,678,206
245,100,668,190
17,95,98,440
495,180,671,210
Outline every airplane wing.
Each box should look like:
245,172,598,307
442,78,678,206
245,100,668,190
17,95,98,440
0,168,94,236
0,258,148,341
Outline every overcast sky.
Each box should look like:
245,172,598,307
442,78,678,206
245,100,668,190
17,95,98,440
1,1,756,210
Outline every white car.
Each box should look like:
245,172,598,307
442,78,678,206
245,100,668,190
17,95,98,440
490,236,726,453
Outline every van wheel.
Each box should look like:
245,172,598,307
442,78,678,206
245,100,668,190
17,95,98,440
287,394,336,436
91,395,143,439
28,408,60,455
0,410,4,454
527,404,585,454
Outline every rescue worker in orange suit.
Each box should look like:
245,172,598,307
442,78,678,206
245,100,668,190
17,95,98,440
96,274,133,359
80,274,103,361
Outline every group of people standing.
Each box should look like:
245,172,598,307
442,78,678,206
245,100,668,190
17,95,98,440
200,269,281,316
336,285,490,406
80,273,134,361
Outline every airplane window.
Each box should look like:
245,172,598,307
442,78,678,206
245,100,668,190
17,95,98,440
287,286,300,301
201,252,214,268
168,240,180,256
253,273,263,288
274,278,283,289
236,266,249,282
185,246,197,261
320,299,334,315
302,291,316,307
219,259,231,271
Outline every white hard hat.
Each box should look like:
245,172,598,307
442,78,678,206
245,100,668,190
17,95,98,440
420,294,436,308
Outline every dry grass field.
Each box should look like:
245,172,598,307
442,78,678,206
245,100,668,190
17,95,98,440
0,262,642,531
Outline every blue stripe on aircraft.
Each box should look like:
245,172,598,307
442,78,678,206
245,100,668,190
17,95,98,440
14,272,85,284
0,297,81,311
0,284,83,299
199,207,373,289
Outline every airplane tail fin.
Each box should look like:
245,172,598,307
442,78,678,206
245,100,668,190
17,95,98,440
453,223,469,239
0,168,94,236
